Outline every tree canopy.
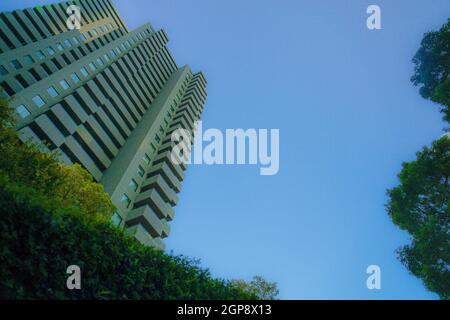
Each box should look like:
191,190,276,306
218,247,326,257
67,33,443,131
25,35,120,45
231,276,279,300
411,19,450,122
386,136,450,299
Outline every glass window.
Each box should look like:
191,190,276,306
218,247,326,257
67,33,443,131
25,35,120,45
120,43,126,51
47,86,59,98
129,179,138,192
143,153,151,165
103,54,110,62
11,59,22,70
155,134,161,143
70,73,80,83
36,50,45,60
96,57,103,66
82,32,89,40
72,37,79,44
64,39,72,47
56,42,64,51
111,211,122,226
92,29,98,36
89,62,96,72
46,46,55,55
99,26,104,33
32,95,45,108
23,55,34,65
60,79,70,90
0,65,8,76
80,67,89,77
120,194,131,208
110,49,116,57
138,165,145,177
16,104,30,118
80,34,87,42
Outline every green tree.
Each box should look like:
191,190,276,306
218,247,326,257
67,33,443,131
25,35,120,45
386,136,450,299
231,276,279,300
0,99,114,220
0,99,63,196
411,19,450,122
54,163,115,219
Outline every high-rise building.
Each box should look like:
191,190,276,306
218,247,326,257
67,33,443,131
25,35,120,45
0,0,207,249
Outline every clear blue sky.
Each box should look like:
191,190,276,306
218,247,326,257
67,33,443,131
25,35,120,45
2,0,449,299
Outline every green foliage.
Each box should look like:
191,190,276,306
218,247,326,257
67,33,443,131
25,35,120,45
386,136,450,299
54,164,115,219
231,276,279,300
411,19,450,122
0,99,114,219
0,175,257,300
0,98,257,300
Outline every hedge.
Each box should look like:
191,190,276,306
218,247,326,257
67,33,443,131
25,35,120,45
0,175,256,300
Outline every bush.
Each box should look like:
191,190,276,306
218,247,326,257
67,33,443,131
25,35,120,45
0,174,256,300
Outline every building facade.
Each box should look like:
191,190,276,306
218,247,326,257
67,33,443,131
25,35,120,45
0,0,207,249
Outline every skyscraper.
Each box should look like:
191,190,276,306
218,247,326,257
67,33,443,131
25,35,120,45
0,0,207,249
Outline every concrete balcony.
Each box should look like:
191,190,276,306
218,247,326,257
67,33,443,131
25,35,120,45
125,205,163,238
133,188,174,221
153,150,185,181
126,223,165,250
148,161,182,192
141,175,178,207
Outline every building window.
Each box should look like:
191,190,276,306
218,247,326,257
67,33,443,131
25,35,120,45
120,194,131,208
111,211,122,226
129,179,138,192
60,79,70,90
70,73,80,83
80,34,87,42
72,37,79,44
155,134,161,143
138,165,145,177
143,153,151,165
89,62,96,72
103,54,110,62
32,95,45,108
23,55,34,65
96,57,103,66
36,50,45,60
47,86,59,98
56,42,64,51
80,67,89,77
11,59,22,70
0,65,8,76
46,46,55,55
16,104,30,118
110,49,116,57
64,39,72,47
92,29,98,36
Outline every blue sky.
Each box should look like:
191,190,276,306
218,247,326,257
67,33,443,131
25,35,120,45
2,0,449,299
